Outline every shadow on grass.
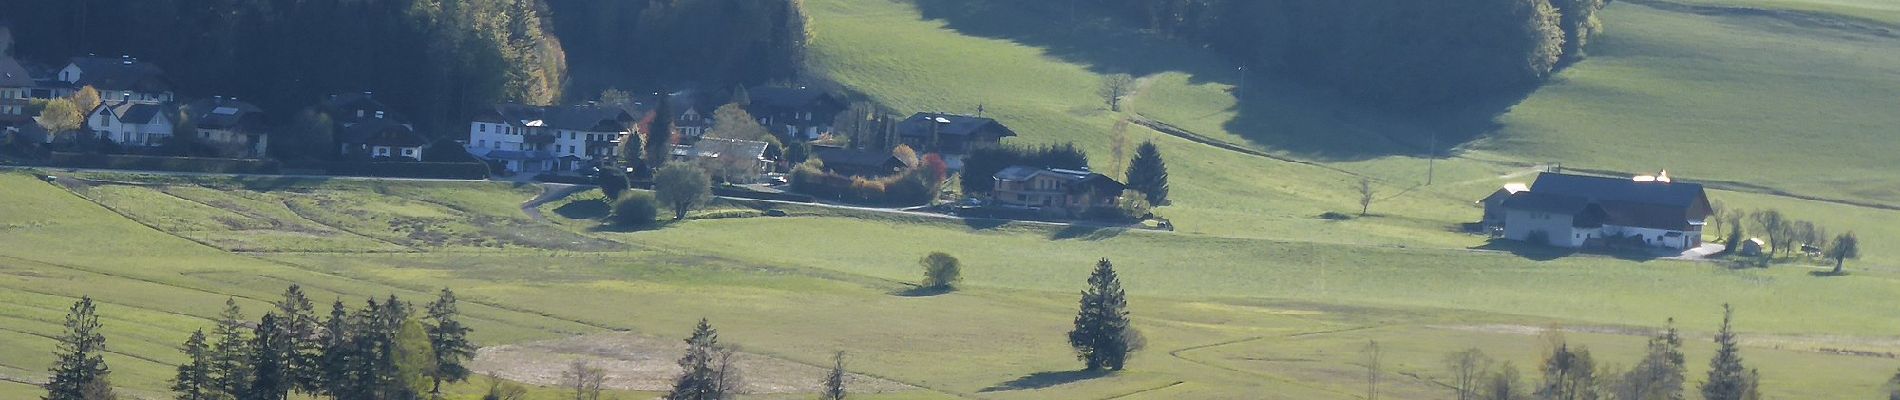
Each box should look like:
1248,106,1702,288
961,218,1010,231
1472,240,1577,262
891,285,955,297
1809,269,1849,277
585,219,679,233
978,370,1111,392
905,0,1539,161
1051,224,1127,241
552,199,609,220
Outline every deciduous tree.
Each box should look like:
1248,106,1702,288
919,252,962,291
564,361,605,400
820,352,847,400
655,163,713,220
1098,73,1136,112
1447,348,1493,400
1826,232,1860,275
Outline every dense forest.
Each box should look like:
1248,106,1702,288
1089,0,1610,109
0,0,807,135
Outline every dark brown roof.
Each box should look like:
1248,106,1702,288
898,112,1017,139
67,56,171,93
0,55,32,87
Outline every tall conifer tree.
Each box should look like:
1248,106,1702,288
1068,258,1133,371
171,330,216,400
1124,141,1170,205
425,288,475,397
1700,304,1749,400
208,298,252,398
45,297,110,400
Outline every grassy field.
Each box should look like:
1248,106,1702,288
4,0,1900,398
4,171,1899,399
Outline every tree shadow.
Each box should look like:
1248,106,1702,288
891,285,955,297
585,219,678,233
960,217,1010,231
1808,269,1849,277
1050,224,1127,241
1471,240,1576,262
552,199,609,220
978,370,1111,392
905,0,1541,161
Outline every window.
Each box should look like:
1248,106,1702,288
480,124,486,132
402,148,416,156
491,142,499,149
477,139,485,147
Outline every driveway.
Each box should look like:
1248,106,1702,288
1676,243,1726,260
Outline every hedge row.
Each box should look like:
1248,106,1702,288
48,152,280,174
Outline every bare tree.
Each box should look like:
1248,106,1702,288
1447,348,1493,400
484,376,529,400
1750,210,1787,256
1365,340,1382,400
1709,200,1727,239
1109,118,1130,179
563,360,606,400
1358,178,1376,216
1098,73,1136,112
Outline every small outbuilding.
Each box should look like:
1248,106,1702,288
1738,238,1765,257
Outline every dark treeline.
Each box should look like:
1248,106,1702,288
1088,0,1610,109
0,0,566,133
545,0,810,97
1,0,809,135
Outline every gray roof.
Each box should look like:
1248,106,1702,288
339,117,427,147
484,104,633,132
183,97,264,130
994,166,1092,182
1504,172,1711,230
897,112,1017,139
0,55,32,87
812,146,910,170
686,137,769,160
746,86,837,110
102,101,171,125
67,56,171,93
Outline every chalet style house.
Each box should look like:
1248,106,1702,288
745,86,845,140
992,166,1126,217
183,97,269,158
1489,172,1712,250
811,145,914,177
466,103,634,174
671,137,773,183
324,92,429,161
895,112,1016,158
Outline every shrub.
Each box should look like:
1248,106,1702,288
610,191,660,227
920,252,962,290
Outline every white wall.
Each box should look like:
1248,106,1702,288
1502,209,1587,248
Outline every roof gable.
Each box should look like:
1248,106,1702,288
0,55,32,87
1528,173,1706,208
66,56,170,92
897,112,1017,139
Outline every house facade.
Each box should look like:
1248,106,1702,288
672,138,772,183
744,86,845,140
184,97,268,158
466,103,633,174
991,166,1125,217
86,98,173,146
325,92,429,161
0,54,33,126
1495,172,1712,250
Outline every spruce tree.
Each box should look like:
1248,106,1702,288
274,285,321,395
1124,141,1169,205
425,288,475,397
316,300,355,399
667,319,734,400
45,297,110,400
172,330,217,400
245,313,291,400
209,298,252,398
1068,258,1133,371
820,351,846,400
1700,304,1749,400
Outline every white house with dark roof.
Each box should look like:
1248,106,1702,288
466,103,633,173
323,92,429,161
1495,171,1713,250
991,166,1126,217
183,96,269,158
0,54,35,126
86,98,173,146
